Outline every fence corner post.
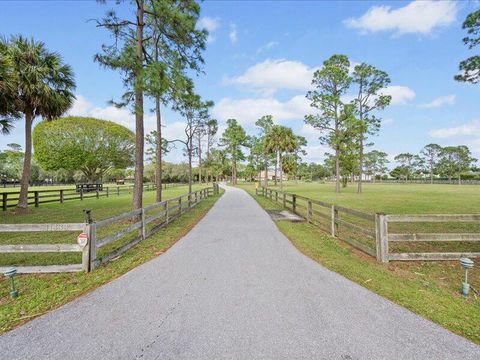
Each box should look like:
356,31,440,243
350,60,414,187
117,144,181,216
83,221,96,272
375,213,389,263
292,194,297,213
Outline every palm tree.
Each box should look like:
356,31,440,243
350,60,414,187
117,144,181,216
265,125,298,191
1,36,75,212
0,44,19,135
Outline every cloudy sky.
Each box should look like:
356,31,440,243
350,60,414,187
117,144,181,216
1,0,479,165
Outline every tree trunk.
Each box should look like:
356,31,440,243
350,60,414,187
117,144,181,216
279,153,283,191
335,146,340,193
357,136,363,193
198,135,202,184
16,110,33,212
132,0,145,212
154,98,162,202
274,152,278,186
430,161,433,185
264,158,268,188
188,139,193,194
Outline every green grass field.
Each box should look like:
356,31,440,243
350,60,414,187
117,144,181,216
0,183,137,193
243,181,480,254
0,189,223,334
242,186,480,344
251,181,480,214
0,184,211,266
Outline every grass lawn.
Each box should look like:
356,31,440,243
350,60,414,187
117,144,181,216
0,189,223,334
240,185,480,344
0,184,212,266
241,181,480,254
0,182,139,193
250,181,480,214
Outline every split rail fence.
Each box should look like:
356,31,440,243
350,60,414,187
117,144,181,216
1,182,187,211
0,184,219,274
256,187,480,263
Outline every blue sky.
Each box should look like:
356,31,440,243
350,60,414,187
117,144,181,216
1,0,479,165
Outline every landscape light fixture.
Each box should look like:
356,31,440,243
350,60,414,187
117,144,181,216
459,257,474,297
3,267,18,299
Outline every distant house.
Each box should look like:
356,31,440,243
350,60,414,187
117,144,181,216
258,169,288,181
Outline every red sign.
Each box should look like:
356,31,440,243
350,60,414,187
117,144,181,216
77,233,88,247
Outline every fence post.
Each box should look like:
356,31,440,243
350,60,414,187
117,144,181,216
275,190,278,203
60,190,64,203
179,197,182,214
307,200,312,223
141,208,146,240
375,213,389,263
34,191,39,207
292,195,297,213
80,189,84,201
165,201,170,223
283,193,286,208
106,187,109,198
2,193,7,211
117,186,120,196
331,205,338,237
96,189,99,199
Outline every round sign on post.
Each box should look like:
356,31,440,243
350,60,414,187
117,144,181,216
77,233,88,247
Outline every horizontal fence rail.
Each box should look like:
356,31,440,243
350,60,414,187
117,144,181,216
0,184,220,273
0,223,89,274
256,186,480,263
1,182,189,211
386,214,480,262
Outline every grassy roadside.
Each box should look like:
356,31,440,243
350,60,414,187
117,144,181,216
241,186,480,345
0,190,223,334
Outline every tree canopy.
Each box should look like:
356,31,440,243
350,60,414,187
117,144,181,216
33,117,135,182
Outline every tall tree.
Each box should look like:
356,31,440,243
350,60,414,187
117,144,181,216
0,44,18,135
1,36,75,212
394,153,422,182
438,145,476,184
420,143,443,184
255,115,274,187
455,10,480,84
220,119,248,185
205,118,218,183
96,0,206,207
264,125,298,191
364,150,389,182
305,54,352,193
351,63,391,193
170,91,212,193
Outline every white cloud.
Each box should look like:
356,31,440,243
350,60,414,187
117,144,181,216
344,0,457,36
228,59,318,94
381,85,416,105
256,41,278,54
213,95,314,126
229,23,238,43
199,17,220,43
419,94,455,108
430,120,480,139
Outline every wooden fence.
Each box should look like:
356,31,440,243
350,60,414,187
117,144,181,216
0,184,220,273
1,182,187,211
256,187,480,263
